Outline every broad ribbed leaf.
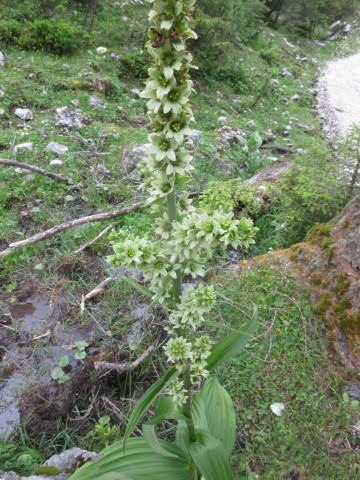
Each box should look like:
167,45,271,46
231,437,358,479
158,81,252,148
175,419,189,452
207,309,257,372
124,367,178,448
121,275,153,298
147,396,186,425
188,430,233,480
69,437,194,480
98,474,133,480
194,377,236,455
143,424,179,458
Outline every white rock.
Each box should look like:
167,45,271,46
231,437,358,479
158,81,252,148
270,402,285,416
89,95,105,109
291,94,300,101
46,142,69,155
247,120,256,128
0,108,4,115
131,88,140,96
50,159,63,166
14,142,34,153
14,108,33,120
0,87,5,97
96,47,108,54
270,78,280,88
71,99,80,107
217,116,228,125
281,69,294,79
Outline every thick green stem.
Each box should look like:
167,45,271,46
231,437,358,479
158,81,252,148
167,191,182,304
183,366,197,443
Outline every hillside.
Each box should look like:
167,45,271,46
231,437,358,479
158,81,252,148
0,1,360,479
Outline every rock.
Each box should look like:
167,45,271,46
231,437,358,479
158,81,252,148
71,99,80,107
90,164,110,176
131,88,140,96
54,108,91,130
73,77,113,96
50,159,63,166
188,129,201,147
0,86,4,97
43,447,100,472
344,382,360,402
343,23,352,34
14,108,33,120
0,50,7,68
282,194,360,369
46,142,68,155
0,108,4,115
281,69,294,79
244,161,293,188
89,95,105,109
14,142,34,153
96,47,108,54
270,78,280,88
111,52,121,60
62,63,71,71
291,94,300,101
214,125,246,152
122,144,149,174
247,120,256,129
217,116,228,125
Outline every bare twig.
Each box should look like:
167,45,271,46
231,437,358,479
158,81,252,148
0,158,71,184
0,199,150,259
80,277,115,314
94,345,155,374
74,220,122,254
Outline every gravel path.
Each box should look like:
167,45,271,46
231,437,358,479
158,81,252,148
317,51,360,138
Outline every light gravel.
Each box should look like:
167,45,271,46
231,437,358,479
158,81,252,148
317,51,360,138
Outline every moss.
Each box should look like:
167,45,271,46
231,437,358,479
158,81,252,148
339,311,360,337
335,273,351,296
321,238,335,251
314,293,332,316
327,247,335,264
342,219,350,229
33,466,62,475
306,224,332,244
311,273,323,285
335,297,352,315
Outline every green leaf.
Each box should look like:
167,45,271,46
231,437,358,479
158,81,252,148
75,351,87,360
188,430,233,480
58,355,70,367
75,340,89,350
124,367,179,449
207,308,257,371
121,275,153,298
51,366,64,380
143,424,178,458
147,397,185,426
193,377,236,455
68,437,194,480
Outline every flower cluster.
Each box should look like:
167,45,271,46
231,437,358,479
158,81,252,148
109,0,257,406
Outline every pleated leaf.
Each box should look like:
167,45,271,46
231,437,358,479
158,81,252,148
124,367,178,448
193,377,236,455
188,430,233,480
121,275,153,298
207,308,257,372
69,437,194,480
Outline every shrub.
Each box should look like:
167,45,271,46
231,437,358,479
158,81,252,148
0,20,22,44
26,19,84,54
116,50,148,79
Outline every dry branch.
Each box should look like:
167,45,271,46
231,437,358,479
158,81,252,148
0,158,71,184
80,277,115,314
0,199,150,259
74,220,122,254
94,345,155,374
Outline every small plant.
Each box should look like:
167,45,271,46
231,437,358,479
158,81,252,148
230,131,265,174
88,416,121,448
51,341,88,384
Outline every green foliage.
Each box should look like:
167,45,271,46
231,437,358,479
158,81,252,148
0,18,84,54
116,50,149,80
200,181,262,218
0,441,42,476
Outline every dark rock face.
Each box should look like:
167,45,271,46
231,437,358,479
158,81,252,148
284,194,360,368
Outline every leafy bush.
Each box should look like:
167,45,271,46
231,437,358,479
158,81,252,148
0,20,22,44
26,19,84,54
116,50,149,79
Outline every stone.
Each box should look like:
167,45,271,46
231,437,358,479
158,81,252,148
291,94,300,101
0,87,5,98
122,144,149,174
62,63,71,71
71,99,80,107
54,108,91,130
49,159,63,166
247,120,256,129
0,108,5,115
14,108,33,120
46,142,68,155
111,52,121,60
14,142,34,153
343,23,352,34
281,69,294,79
187,129,201,147
217,116,228,125
0,50,7,68
214,125,246,152
344,382,360,402
270,78,280,88
89,95,105,109
131,88,140,96
43,448,100,472
96,47,108,54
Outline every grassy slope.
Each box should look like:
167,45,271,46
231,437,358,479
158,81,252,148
0,2,359,479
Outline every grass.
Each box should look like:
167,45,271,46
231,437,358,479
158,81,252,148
0,2,360,478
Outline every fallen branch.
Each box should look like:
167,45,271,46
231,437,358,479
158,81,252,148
74,220,122,254
94,345,155,375
80,277,115,314
0,158,71,184
0,199,150,259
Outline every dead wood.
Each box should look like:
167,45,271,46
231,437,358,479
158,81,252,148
0,158,71,184
94,345,155,374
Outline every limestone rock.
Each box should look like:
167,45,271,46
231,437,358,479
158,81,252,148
281,69,294,79
46,142,68,155
14,108,33,120
122,144,149,174
14,142,34,153
54,108,91,130
0,108,5,115
89,95,105,109
96,47,107,54
244,161,293,188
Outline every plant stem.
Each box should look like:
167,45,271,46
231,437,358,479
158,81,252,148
167,191,182,303
183,366,197,443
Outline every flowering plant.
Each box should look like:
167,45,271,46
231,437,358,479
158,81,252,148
70,1,257,479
